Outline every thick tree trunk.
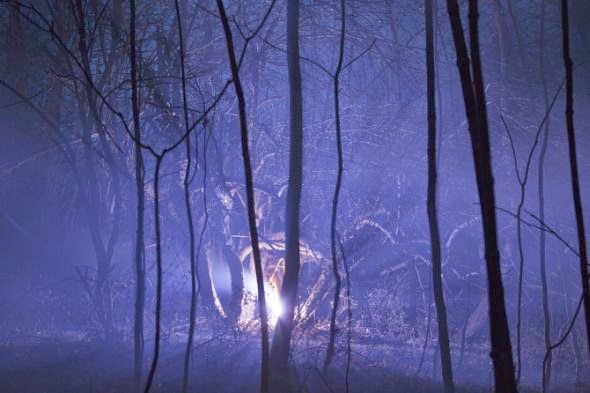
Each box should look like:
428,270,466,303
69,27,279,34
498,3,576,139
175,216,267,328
425,0,454,392
270,0,303,390
216,1,270,391
445,1,517,392
560,0,590,355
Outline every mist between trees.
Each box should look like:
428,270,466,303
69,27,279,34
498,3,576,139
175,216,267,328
1,1,589,392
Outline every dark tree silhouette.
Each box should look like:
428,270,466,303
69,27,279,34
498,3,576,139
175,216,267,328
425,0,454,391
173,1,200,391
269,0,303,390
445,0,517,391
215,1,278,391
2,2,588,392
2,5,230,393
128,0,145,388
501,82,562,386
143,155,163,393
537,0,552,387
560,0,590,355
324,0,346,373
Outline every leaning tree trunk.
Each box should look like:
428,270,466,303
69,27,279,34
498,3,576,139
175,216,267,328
269,0,303,389
216,1,270,391
425,0,454,391
129,0,145,389
560,0,590,354
445,1,517,391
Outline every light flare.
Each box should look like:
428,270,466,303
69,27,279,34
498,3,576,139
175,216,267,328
265,283,284,326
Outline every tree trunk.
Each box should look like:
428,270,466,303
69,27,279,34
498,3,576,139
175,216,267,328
538,0,552,387
560,0,590,355
270,0,303,390
445,1,517,391
129,0,145,389
216,1,270,391
324,0,346,373
144,156,164,393
425,0,454,391
174,2,199,391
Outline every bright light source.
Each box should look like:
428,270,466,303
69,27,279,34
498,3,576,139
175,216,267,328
241,271,284,327
268,291,283,317
266,283,283,326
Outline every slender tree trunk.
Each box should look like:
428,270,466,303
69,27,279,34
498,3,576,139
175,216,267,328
560,0,590,354
514,186,525,384
445,1,517,391
144,156,164,393
538,0,552,387
173,1,199,391
335,232,353,393
425,0,454,391
196,128,210,324
129,0,145,388
324,0,346,373
196,127,211,322
269,0,303,390
216,1,270,391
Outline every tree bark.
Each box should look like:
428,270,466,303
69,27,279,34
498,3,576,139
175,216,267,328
538,0,552,387
269,0,303,390
173,1,199,391
324,0,346,373
143,156,164,393
216,1,270,391
560,0,590,355
129,0,145,389
445,1,517,391
425,0,454,391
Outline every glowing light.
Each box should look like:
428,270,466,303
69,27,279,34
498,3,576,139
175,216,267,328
266,282,283,326
240,271,284,328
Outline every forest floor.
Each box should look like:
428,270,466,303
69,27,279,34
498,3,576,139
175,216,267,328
0,331,586,393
